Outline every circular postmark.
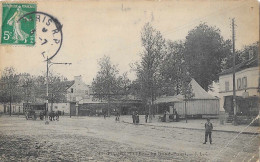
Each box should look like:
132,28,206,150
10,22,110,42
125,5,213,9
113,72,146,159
18,11,63,61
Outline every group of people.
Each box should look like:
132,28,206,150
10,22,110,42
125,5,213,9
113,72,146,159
115,112,120,122
131,111,150,124
132,111,140,124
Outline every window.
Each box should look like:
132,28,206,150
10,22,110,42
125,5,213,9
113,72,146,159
71,88,73,93
237,78,241,90
225,81,229,91
242,77,247,89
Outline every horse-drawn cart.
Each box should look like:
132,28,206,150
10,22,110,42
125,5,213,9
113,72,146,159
24,103,46,120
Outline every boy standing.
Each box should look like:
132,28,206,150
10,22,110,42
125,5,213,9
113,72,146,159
203,118,213,144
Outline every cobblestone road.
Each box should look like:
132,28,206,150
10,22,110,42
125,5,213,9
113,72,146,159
0,116,258,161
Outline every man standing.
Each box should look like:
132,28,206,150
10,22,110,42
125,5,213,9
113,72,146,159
203,118,213,144
132,111,136,124
103,111,106,119
145,112,148,123
115,111,120,122
135,111,139,124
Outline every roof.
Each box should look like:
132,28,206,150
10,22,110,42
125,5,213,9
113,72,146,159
219,58,258,76
154,95,183,104
154,79,217,104
64,80,75,90
190,79,216,99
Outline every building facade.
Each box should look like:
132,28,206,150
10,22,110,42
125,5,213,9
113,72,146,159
1,103,24,114
219,58,259,116
154,79,219,116
48,103,70,115
66,75,91,103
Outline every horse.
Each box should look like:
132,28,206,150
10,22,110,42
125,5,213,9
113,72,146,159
49,111,60,121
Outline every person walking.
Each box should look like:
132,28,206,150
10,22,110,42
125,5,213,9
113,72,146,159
103,111,106,119
132,111,136,124
115,111,120,122
135,111,139,124
203,118,213,144
145,112,149,123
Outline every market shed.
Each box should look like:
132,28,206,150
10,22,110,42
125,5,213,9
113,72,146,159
154,79,219,116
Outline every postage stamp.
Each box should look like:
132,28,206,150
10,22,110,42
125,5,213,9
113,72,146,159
1,3,37,45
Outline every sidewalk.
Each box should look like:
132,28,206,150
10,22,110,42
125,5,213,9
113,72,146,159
120,115,259,135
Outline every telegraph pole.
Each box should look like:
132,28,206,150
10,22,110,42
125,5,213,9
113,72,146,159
46,57,49,120
232,18,237,125
9,87,12,116
45,57,71,121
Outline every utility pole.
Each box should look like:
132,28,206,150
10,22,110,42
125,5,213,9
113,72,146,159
9,87,12,116
232,18,237,125
46,57,49,120
46,57,71,121
185,95,187,123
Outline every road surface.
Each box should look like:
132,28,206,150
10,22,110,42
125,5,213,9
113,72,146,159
0,116,258,161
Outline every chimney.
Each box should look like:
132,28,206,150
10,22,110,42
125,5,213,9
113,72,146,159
74,75,82,84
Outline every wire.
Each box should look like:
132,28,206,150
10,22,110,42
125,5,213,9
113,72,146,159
100,0,249,57
211,115,260,161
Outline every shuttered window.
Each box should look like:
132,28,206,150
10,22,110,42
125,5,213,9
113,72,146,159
225,81,229,91
242,77,247,89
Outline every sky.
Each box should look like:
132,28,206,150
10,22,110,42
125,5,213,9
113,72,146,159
0,0,259,88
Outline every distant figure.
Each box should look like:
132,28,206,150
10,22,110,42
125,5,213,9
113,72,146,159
135,111,139,124
163,110,167,122
145,112,149,123
115,112,120,122
173,108,179,122
132,111,136,124
203,118,213,144
103,112,106,119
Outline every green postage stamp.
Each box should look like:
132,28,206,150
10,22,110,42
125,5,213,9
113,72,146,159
1,3,37,45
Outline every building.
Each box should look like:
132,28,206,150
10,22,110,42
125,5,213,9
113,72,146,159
66,75,91,103
48,103,71,115
219,58,259,116
154,79,219,117
2,103,24,114
77,96,143,116
0,104,4,113
66,76,143,116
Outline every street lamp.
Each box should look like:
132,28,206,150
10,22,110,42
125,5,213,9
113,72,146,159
46,56,72,122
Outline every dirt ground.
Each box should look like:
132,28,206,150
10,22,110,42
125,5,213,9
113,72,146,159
0,115,258,161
